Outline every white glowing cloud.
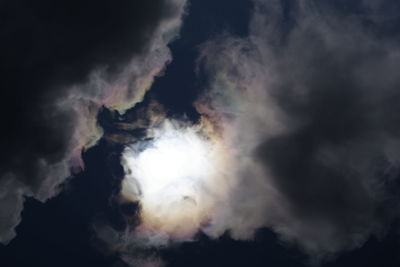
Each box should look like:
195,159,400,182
121,120,231,244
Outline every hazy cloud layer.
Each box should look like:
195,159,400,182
0,0,187,244
196,0,400,259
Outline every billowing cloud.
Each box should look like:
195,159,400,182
80,0,400,264
0,0,187,244
195,0,400,260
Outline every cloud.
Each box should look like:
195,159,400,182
196,0,400,260
0,0,187,244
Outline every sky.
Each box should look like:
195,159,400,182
1,0,400,266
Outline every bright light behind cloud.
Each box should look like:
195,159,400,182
121,120,230,244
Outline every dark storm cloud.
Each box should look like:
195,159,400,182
0,0,187,244
197,0,400,260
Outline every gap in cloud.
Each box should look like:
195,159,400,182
147,0,253,121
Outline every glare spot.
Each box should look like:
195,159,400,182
121,120,220,240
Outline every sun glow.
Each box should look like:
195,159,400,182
121,120,227,242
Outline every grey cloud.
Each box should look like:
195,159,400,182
197,0,400,260
0,0,187,244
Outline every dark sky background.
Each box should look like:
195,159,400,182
1,0,400,267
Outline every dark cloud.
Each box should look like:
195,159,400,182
0,0,187,244
197,0,400,260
